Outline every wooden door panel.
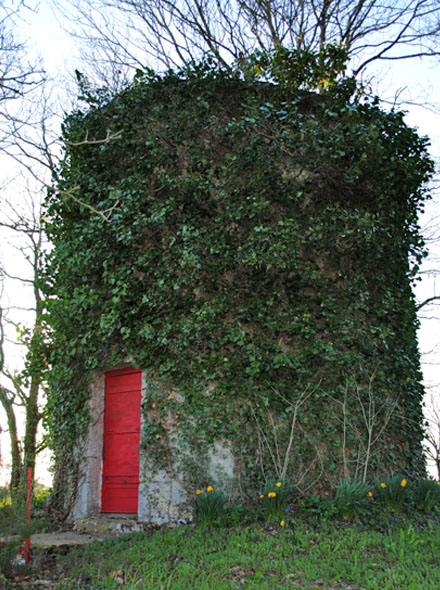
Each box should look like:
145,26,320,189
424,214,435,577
104,392,141,433
101,483,139,514
106,372,142,393
102,433,140,475
101,368,142,513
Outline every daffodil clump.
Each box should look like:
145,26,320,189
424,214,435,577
334,478,370,520
193,485,228,526
413,478,440,511
192,475,440,529
259,479,295,523
374,475,409,514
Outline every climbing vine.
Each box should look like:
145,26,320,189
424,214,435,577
43,49,433,506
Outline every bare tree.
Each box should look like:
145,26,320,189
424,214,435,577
0,2,41,100
0,191,47,492
53,0,440,85
0,81,118,491
424,393,440,478
0,297,22,490
0,1,43,147
329,373,401,483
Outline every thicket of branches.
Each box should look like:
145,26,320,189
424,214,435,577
55,0,440,86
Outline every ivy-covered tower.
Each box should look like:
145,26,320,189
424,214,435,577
44,53,433,524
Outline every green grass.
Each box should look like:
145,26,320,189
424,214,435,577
2,481,440,588
31,521,440,589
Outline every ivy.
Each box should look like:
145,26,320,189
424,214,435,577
43,50,433,504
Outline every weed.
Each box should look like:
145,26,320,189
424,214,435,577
0,486,11,508
384,524,424,561
0,484,53,579
298,494,336,524
220,503,255,527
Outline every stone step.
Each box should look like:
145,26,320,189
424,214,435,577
74,514,148,535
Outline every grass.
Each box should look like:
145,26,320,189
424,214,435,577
0,519,436,589
2,481,440,588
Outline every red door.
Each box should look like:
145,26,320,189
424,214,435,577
101,367,142,513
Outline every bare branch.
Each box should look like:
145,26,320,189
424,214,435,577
416,295,440,311
53,0,440,87
66,128,123,146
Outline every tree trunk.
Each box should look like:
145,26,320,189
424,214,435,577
0,387,23,490
23,379,40,477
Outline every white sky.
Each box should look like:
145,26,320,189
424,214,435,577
1,0,440,484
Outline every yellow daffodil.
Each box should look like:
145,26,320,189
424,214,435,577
368,491,373,498
268,492,276,498
401,479,407,487
280,520,285,527
196,489,201,495
276,482,281,487
380,483,387,488
207,486,213,492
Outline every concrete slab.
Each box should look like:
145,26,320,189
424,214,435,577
0,531,108,548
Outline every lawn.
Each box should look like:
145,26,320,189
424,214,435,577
2,477,440,589
2,520,439,589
